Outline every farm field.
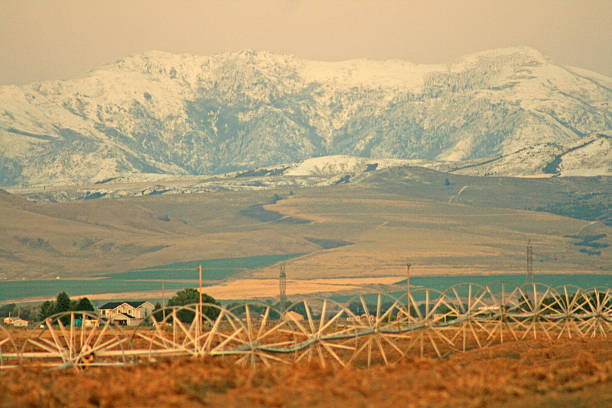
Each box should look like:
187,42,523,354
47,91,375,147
1,337,610,408
0,254,301,303
2,273,610,305
1,170,610,283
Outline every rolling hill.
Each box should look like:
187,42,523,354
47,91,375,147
0,47,610,187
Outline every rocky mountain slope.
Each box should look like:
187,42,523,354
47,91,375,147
0,47,610,187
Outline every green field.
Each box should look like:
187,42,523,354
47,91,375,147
105,253,302,280
331,273,612,304
0,253,302,303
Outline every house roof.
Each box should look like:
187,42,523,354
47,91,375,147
99,301,149,310
3,317,28,323
111,313,137,320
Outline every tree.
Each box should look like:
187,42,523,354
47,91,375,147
74,297,95,312
231,303,281,320
348,301,395,316
167,288,201,306
13,304,38,321
0,303,16,318
152,302,164,321
39,301,55,321
55,292,71,314
167,288,220,322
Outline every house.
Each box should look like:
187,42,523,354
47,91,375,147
478,305,500,312
83,318,100,328
346,314,376,323
3,315,28,327
477,305,500,318
98,301,155,326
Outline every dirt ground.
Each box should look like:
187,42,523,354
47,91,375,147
1,337,610,408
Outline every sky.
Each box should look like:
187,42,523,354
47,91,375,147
1,0,611,85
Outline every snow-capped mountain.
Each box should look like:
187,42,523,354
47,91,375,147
0,47,610,187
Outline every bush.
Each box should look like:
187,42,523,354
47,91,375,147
160,288,220,323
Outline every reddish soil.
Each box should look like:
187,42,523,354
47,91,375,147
1,337,610,408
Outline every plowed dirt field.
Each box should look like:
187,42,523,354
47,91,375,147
1,338,610,408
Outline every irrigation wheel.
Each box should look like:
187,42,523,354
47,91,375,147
0,325,19,369
504,284,563,341
442,283,500,352
399,288,460,358
346,293,412,367
577,287,611,337
22,311,131,370
132,304,239,360
133,305,201,359
223,302,296,367
547,285,587,339
283,298,356,368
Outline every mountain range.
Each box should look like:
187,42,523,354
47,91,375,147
0,47,610,187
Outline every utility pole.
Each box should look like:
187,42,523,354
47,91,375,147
526,240,533,286
199,264,203,336
406,263,411,319
162,280,166,320
279,264,287,315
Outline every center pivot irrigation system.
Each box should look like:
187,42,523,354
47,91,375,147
0,283,610,371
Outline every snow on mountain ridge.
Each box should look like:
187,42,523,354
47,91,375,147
0,47,610,187
10,136,609,204
96,46,551,91
283,155,418,177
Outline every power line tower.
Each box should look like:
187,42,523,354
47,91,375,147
525,239,533,285
279,264,287,314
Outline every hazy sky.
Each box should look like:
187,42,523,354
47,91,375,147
1,0,611,85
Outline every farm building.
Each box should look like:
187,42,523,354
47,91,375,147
3,315,28,327
98,301,154,326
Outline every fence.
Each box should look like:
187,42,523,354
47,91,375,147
0,283,610,370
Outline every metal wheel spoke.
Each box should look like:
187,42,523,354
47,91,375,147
321,341,346,367
381,334,405,358
374,336,389,366
350,337,372,365
432,327,457,348
426,332,442,358
316,344,327,368
27,339,59,354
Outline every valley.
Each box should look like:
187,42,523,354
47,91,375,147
0,166,609,304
